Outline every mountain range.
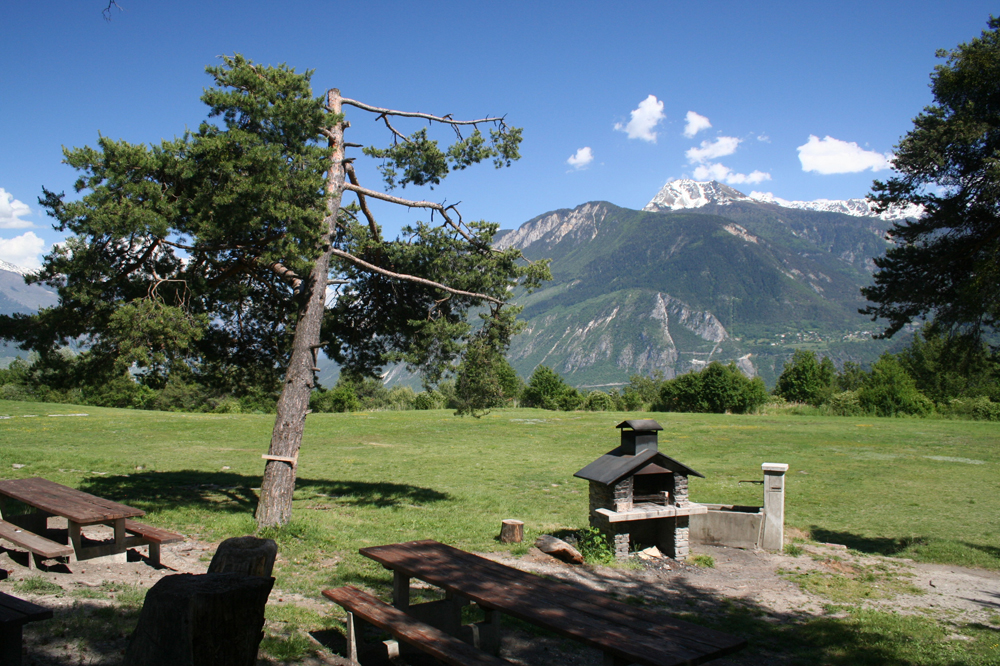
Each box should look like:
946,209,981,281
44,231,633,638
496,180,913,387
0,180,913,387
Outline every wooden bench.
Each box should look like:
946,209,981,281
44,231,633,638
123,520,183,565
0,591,52,666
0,520,74,569
323,586,513,666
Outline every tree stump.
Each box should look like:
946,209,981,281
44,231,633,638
208,536,278,577
124,572,274,666
499,519,524,544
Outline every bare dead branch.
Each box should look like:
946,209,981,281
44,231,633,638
102,0,123,21
340,182,480,244
339,98,506,127
328,247,502,305
377,113,410,143
344,164,381,240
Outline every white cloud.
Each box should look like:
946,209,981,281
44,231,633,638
683,111,712,138
566,147,594,170
0,188,34,229
797,135,892,174
0,232,46,270
614,95,665,143
757,134,771,143
685,136,741,164
693,162,771,185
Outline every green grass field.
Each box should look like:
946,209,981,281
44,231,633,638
1,400,999,664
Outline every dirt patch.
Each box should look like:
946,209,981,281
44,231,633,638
2,538,999,665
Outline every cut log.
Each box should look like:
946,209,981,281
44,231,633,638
499,519,524,544
124,572,274,666
534,535,584,564
208,536,278,577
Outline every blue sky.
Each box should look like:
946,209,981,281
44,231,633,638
1,1,995,269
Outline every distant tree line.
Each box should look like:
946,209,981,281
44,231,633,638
770,326,1000,420
2,323,997,420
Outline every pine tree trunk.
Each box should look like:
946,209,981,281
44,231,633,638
255,89,346,529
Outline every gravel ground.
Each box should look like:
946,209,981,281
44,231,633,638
2,526,999,665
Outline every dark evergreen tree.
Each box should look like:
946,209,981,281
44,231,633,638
864,18,1000,339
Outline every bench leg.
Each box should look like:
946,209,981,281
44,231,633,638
67,521,82,563
1,622,24,666
345,611,358,664
148,542,161,565
470,607,502,656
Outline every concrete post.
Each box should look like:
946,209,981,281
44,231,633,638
760,463,788,550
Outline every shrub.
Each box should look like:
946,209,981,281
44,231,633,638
774,350,835,406
584,390,615,411
576,527,615,564
521,365,580,411
969,396,1000,421
310,383,361,413
655,362,768,414
413,391,442,410
857,356,933,417
825,390,864,416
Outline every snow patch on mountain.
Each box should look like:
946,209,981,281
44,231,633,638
748,190,922,221
0,260,35,277
643,180,749,212
643,179,922,221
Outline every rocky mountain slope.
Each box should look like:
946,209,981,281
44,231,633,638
0,261,58,364
498,181,914,387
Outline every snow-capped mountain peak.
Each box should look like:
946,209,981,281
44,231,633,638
0,260,35,276
643,179,921,221
643,180,749,212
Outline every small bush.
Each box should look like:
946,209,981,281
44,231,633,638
576,527,615,564
969,396,1000,421
413,391,442,410
654,362,768,414
857,356,933,417
688,554,715,568
825,390,864,416
774,350,835,406
584,390,615,411
521,366,581,411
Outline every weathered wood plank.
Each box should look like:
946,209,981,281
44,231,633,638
124,521,183,545
0,591,53,625
0,478,143,524
0,520,74,559
323,586,512,666
360,540,746,666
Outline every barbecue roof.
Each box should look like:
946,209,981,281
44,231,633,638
574,447,705,486
616,419,663,431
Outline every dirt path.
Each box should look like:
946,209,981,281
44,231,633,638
1,537,998,665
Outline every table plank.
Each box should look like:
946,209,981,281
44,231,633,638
0,478,143,524
0,592,53,625
360,540,745,666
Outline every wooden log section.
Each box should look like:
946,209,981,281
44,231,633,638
499,519,524,544
208,536,278,578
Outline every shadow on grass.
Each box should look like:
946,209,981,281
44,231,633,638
78,470,451,514
809,527,928,556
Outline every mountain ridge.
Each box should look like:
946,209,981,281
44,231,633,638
641,179,923,221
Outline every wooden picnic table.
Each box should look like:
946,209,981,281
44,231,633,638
358,540,746,666
0,477,181,567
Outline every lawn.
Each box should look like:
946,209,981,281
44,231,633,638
1,400,999,664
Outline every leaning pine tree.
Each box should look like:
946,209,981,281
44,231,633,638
0,55,549,527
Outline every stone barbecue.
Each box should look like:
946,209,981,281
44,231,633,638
574,419,707,559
